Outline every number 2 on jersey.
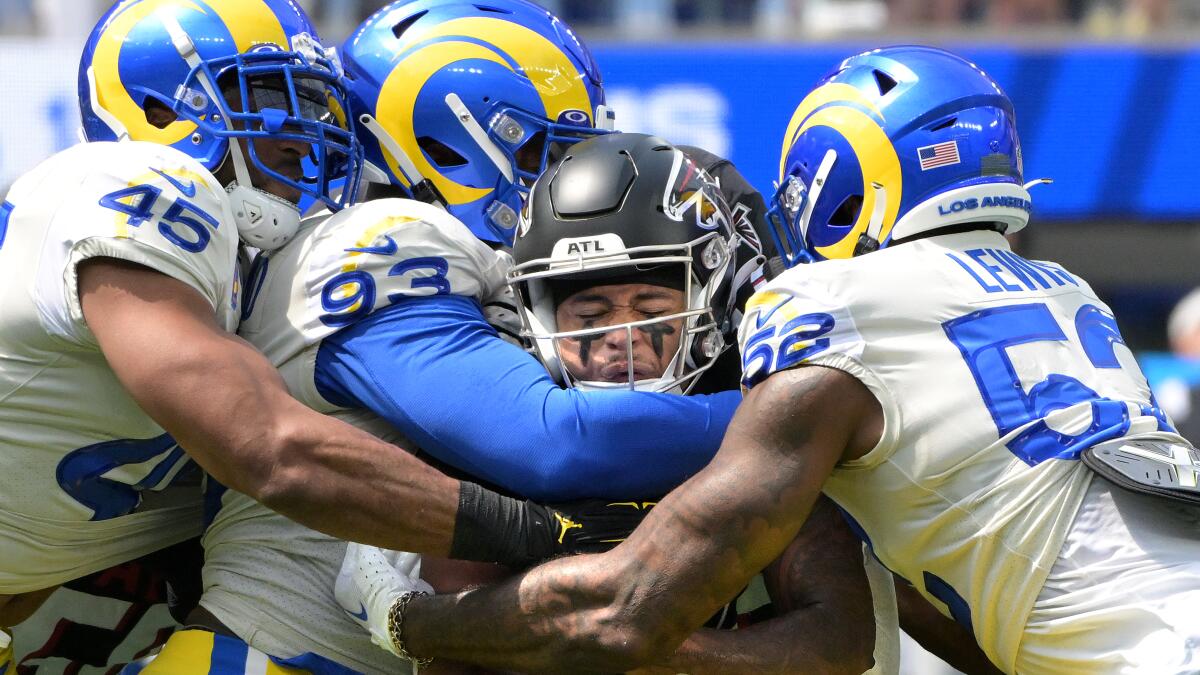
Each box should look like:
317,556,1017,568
99,184,218,253
944,302,1172,466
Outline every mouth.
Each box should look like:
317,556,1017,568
598,360,658,382
262,165,305,204
277,162,305,183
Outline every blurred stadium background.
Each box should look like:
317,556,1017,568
3,1,1200,673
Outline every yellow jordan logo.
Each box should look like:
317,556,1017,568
605,501,657,510
555,513,583,544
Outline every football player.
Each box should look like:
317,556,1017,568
0,0,362,642
0,0,632,666
150,2,738,672
501,131,899,673
331,47,1200,674
343,132,998,674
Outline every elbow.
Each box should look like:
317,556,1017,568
225,417,312,512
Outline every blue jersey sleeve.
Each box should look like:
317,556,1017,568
314,294,740,501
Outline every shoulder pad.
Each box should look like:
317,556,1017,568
23,142,239,343
738,270,864,389
302,198,509,329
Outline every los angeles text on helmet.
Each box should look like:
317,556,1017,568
937,195,1033,217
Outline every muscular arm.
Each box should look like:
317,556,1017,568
650,496,877,675
895,577,1002,675
401,364,883,672
79,259,458,554
314,296,739,501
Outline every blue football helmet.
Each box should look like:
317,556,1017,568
79,0,363,250
767,46,1032,266
341,0,612,245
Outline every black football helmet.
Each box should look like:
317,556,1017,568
509,132,739,393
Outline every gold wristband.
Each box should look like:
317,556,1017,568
388,591,434,670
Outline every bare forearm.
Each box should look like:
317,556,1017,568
379,366,879,673
662,620,868,675
79,259,459,553
127,320,461,553
402,485,794,672
401,372,859,671
247,407,460,554
895,579,1001,675
658,504,879,675
406,553,647,673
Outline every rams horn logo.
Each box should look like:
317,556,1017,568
778,82,902,260
371,17,597,207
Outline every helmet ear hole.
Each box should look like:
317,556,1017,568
927,116,957,132
473,4,513,14
392,11,427,39
143,97,177,129
417,136,468,167
873,69,898,95
829,194,863,227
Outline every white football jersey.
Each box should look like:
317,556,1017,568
236,197,508,412
204,198,506,672
738,230,1184,671
0,141,239,593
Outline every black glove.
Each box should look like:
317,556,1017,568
450,483,657,568
540,498,657,554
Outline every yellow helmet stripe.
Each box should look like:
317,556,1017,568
199,0,288,54
415,17,593,123
93,0,207,145
93,0,289,147
375,40,507,206
795,105,901,260
778,83,883,181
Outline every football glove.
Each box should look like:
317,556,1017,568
540,498,658,555
334,543,433,658
451,483,658,568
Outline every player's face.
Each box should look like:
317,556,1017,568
555,283,687,383
214,76,333,205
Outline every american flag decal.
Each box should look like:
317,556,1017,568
918,140,960,170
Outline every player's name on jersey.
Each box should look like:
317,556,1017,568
947,247,1079,295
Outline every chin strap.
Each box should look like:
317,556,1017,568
854,181,889,256
358,113,447,209
444,92,514,184
86,66,130,141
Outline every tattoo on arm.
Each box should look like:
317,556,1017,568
403,366,881,672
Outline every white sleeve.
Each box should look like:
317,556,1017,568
30,142,239,346
737,275,868,389
736,270,902,468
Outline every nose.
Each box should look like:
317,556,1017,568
275,137,310,158
600,321,645,351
